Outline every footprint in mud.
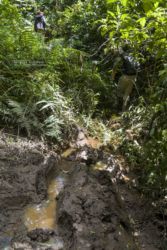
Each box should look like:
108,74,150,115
24,175,66,231
22,171,69,250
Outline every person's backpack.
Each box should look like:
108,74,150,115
34,14,46,32
122,55,140,75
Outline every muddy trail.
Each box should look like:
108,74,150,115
0,133,165,250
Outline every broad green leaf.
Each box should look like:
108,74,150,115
143,0,153,12
106,0,117,3
121,13,128,20
154,2,159,9
121,0,128,7
117,5,120,15
107,11,116,18
137,17,146,27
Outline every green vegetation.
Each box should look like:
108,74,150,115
0,0,167,199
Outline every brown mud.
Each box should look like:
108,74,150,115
0,133,165,249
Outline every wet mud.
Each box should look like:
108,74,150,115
0,135,164,249
57,165,137,250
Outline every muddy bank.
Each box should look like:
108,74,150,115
0,136,59,249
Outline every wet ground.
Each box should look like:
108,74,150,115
0,133,165,249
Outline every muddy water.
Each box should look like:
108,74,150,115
24,160,74,232
93,161,108,170
61,148,76,158
24,176,65,231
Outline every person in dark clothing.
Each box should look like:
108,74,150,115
112,50,139,110
34,11,46,32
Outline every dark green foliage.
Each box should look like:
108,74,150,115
0,0,107,140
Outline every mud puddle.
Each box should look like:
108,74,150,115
24,176,65,231
23,146,108,232
23,159,109,233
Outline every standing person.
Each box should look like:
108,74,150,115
112,49,139,111
34,11,46,33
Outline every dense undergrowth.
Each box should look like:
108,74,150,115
0,0,167,199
